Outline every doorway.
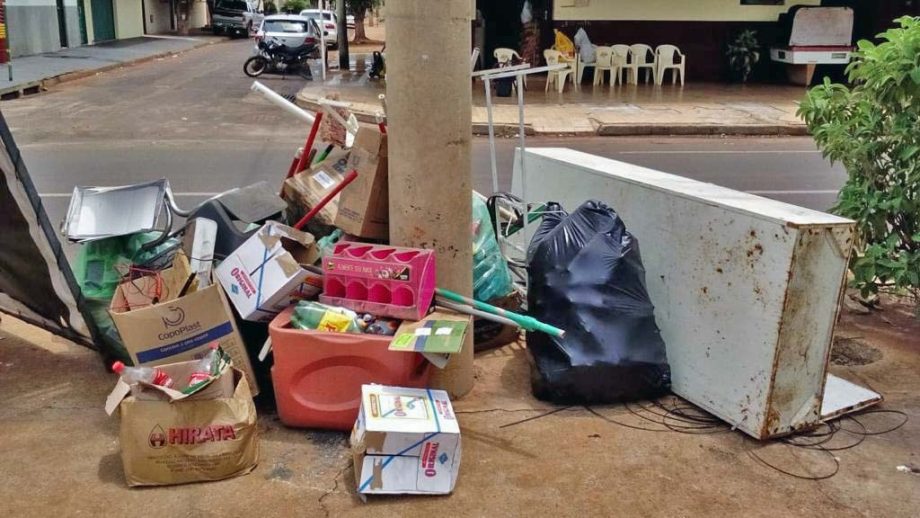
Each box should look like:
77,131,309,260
90,0,117,42
56,0,69,47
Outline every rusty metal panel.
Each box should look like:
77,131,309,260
512,148,874,439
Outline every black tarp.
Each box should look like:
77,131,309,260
0,110,98,348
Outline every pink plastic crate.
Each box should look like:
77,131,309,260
319,243,436,321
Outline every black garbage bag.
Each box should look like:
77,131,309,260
526,200,670,403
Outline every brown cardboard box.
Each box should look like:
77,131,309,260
105,360,259,487
335,127,389,239
283,149,350,227
109,254,259,396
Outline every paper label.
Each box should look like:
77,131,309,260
313,170,336,190
317,311,354,332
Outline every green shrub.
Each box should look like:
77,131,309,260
798,16,920,303
283,0,307,13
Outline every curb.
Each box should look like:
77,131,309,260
0,38,223,99
296,91,809,138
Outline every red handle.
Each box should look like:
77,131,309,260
293,169,358,230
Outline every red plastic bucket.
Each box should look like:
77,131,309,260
269,305,431,430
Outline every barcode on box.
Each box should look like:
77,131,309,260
313,170,336,190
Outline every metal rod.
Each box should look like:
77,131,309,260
474,63,566,80
250,81,316,124
483,77,499,195
471,62,531,78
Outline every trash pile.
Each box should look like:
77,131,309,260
64,92,669,494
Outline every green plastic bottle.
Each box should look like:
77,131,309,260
291,301,364,334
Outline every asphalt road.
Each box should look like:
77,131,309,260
2,38,845,240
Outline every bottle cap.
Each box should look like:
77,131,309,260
209,342,219,350
112,361,126,374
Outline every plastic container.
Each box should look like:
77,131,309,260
319,243,436,321
269,305,431,430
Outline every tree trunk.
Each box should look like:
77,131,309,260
177,3,191,36
353,9,367,43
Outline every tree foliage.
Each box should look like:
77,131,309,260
284,0,308,13
798,16,920,302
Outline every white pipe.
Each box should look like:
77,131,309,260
250,81,316,124
484,77,499,195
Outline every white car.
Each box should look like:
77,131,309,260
254,14,322,56
299,9,339,48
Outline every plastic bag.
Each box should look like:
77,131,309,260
526,200,670,403
473,195,513,302
574,28,595,64
520,1,533,24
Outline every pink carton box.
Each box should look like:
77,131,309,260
319,243,436,321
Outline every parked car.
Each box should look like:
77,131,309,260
245,16,320,79
212,0,264,37
254,14,321,58
299,9,339,48
346,15,355,29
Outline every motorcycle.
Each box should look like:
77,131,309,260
243,37,317,79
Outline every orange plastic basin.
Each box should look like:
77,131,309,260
269,305,431,430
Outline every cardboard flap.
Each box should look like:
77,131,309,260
105,361,234,415
390,310,471,369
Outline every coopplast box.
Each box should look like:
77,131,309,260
216,221,321,322
350,385,461,495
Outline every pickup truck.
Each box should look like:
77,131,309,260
212,0,264,37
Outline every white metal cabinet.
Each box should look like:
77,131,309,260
512,148,880,439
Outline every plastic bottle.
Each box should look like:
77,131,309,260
187,342,221,387
112,361,175,388
291,301,365,333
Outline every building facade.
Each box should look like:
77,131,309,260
7,0,146,57
477,0,920,83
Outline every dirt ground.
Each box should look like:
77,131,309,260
1,298,918,517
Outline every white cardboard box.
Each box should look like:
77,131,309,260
216,222,320,322
350,385,461,495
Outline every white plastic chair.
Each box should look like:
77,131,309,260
543,49,571,93
592,46,613,86
576,44,597,86
655,44,685,85
494,47,527,89
471,47,481,73
610,44,630,86
494,47,521,65
626,44,656,85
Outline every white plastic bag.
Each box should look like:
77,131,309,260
574,28,595,63
521,1,533,24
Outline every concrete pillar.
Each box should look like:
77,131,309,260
386,0,474,398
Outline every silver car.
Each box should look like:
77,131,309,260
299,9,339,48
254,15,321,55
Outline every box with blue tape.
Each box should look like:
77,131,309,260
350,384,461,495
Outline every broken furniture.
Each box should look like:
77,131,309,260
512,148,880,439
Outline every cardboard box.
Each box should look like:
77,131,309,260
335,127,389,240
350,385,461,495
105,360,259,487
216,221,320,322
283,150,351,227
109,254,259,396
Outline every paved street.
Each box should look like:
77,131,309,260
3,38,845,235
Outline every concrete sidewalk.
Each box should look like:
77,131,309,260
296,68,809,136
0,297,918,516
0,35,221,99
